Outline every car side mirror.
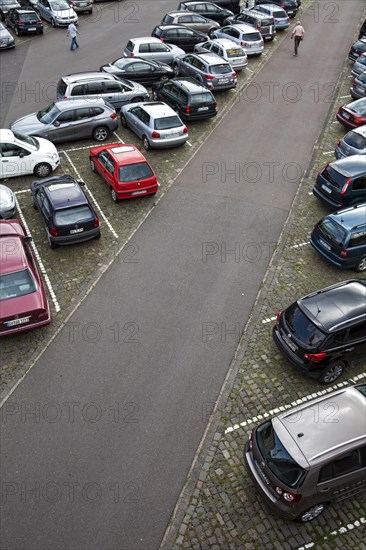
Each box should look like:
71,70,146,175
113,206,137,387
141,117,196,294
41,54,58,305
23,236,33,244
53,120,60,127
19,150,25,158
77,180,85,186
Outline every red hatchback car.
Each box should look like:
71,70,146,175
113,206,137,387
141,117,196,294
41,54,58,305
336,97,366,129
0,220,50,336
89,144,159,202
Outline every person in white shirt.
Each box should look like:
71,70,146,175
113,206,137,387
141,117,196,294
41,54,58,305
291,21,305,56
67,23,80,51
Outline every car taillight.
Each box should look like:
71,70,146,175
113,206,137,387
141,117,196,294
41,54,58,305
49,227,58,237
337,138,342,146
354,117,362,124
340,177,351,195
185,106,190,114
249,430,253,449
232,71,236,77
316,162,328,180
110,113,117,119
256,25,260,30
214,102,217,109
94,217,99,228
276,310,282,323
304,352,327,363
36,19,42,23
183,126,188,134
204,74,215,80
275,486,302,503
241,41,249,46
340,249,348,258
64,96,68,99
151,131,160,138
18,21,25,25
274,18,278,22
37,311,49,321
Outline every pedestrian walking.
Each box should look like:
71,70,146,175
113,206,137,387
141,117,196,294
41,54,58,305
67,22,80,51
291,21,305,56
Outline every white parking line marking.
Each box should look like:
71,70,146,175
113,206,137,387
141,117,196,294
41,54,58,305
61,150,119,239
261,316,276,324
187,141,192,147
291,242,308,248
331,121,339,124
339,94,351,98
322,151,334,154
113,132,125,144
61,145,97,153
224,373,366,433
14,196,61,313
297,517,366,550
14,189,30,195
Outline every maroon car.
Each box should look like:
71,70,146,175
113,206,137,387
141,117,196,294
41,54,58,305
0,220,50,336
336,97,366,129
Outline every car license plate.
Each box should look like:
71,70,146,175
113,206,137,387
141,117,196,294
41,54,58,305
319,238,331,251
321,183,332,194
342,112,350,119
70,228,84,234
282,332,298,353
132,190,147,196
165,131,180,138
198,106,209,111
28,27,36,30
5,316,31,327
219,78,229,83
80,2,87,5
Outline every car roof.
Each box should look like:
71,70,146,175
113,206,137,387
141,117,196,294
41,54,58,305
128,36,163,44
352,124,366,137
330,203,366,232
55,98,106,110
138,101,179,117
208,38,243,48
241,8,273,18
156,24,196,30
0,129,15,143
195,51,229,64
255,3,286,10
299,279,366,332
11,8,36,13
61,72,116,83
231,23,261,32
273,385,366,468
102,144,149,165
171,77,213,93
38,176,87,209
0,220,27,275
165,11,197,16
331,154,366,176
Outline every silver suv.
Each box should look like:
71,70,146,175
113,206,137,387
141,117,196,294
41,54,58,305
161,11,220,36
120,101,188,150
173,51,237,91
212,23,264,55
56,72,149,110
245,382,366,522
10,98,118,143
194,38,247,70
123,37,185,65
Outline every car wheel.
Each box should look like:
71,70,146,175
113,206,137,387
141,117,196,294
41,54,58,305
318,361,345,385
131,96,143,103
152,91,158,100
159,74,169,82
355,256,366,272
111,188,118,202
93,126,109,142
208,28,216,38
51,18,56,27
142,135,151,151
120,113,128,127
47,234,57,250
88,9,92,14
34,162,52,178
90,158,96,172
32,200,38,210
173,63,180,77
39,29,43,34
94,231,101,240
296,504,326,523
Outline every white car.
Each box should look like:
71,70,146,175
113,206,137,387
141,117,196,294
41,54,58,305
194,38,247,70
0,129,60,179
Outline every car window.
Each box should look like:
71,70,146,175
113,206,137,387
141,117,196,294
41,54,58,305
318,218,347,247
103,81,123,93
352,177,366,191
37,104,60,124
0,144,30,157
211,43,220,54
165,29,179,38
56,110,75,123
154,116,182,130
75,108,92,120
318,447,366,482
138,43,150,53
70,84,85,96
85,82,104,95
192,15,205,23
179,15,193,23
178,28,194,37
285,303,327,346
114,59,126,70
0,269,37,301
226,46,244,57
344,132,366,149
118,161,154,182
129,62,153,73
90,107,104,116
209,63,231,75
191,92,214,104
150,42,169,52
349,230,366,248
54,205,93,226
346,321,366,341
321,165,348,189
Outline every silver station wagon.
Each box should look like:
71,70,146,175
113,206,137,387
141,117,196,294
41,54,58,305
120,101,188,150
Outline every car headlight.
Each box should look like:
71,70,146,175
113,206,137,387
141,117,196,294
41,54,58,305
47,153,58,160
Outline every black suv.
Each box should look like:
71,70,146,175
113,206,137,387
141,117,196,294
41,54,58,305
177,1,235,22
251,0,297,18
151,24,208,52
313,155,366,209
310,203,366,272
224,9,276,40
152,77,217,120
273,279,366,384
31,175,100,248
5,7,42,33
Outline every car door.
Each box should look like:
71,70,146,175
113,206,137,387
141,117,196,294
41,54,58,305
343,321,366,365
34,188,51,230
6,9,15,29
178,54,193,75
162,28,180,48
350,176,366,204
100,80,125,109
178,27,199,51
149,41,172,64
0,143,32,178
316,447,366,502
46,108,75,142
94,150,111,182
124,61,155,85
205,4,223,22
72,107,98,140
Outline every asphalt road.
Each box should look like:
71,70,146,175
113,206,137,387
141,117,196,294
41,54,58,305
1,2,365,549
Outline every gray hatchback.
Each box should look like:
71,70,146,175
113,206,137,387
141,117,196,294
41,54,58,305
10,98,118,143
173,51,237,91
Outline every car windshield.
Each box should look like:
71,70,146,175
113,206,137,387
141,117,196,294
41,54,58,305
344,131,366,149
118,161,154,182
21,13,39,21
318,218,347,246
242,32,261,41
225,47,244,58
285,303,326,346
13,130,38,150
191,92,214,104
50,1,70,9
0,268,37,301
358,56,366,66
209,64,232,75
256,421,306,489
54,205,93,226
273,10,285,17
321,165,347,189
37,104,61,124
1,0,16,4
154,116,182,130
357,72,366,84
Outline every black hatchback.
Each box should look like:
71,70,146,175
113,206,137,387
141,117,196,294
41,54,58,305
313,155,366,210
5,7,42,34
31,175,100,248
273,279,366,384
151,77,217,120
348,37,366,62
151,24,208,52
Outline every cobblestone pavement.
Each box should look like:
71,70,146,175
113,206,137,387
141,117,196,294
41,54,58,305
0,9,303,400
160,9,366,550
